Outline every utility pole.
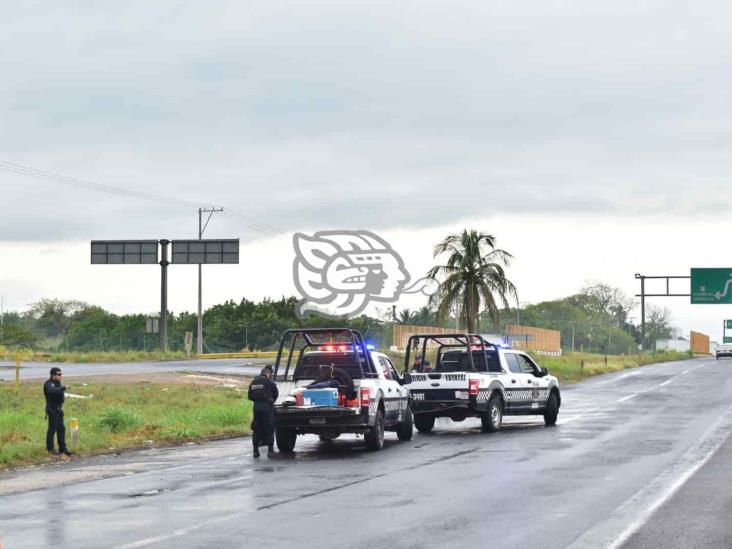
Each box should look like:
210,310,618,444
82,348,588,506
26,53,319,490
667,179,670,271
571,322,575,353
197,207,224,355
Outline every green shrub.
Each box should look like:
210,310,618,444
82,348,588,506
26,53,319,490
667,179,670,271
98,408,142,433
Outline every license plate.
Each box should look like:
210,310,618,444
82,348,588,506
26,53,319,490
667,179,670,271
531,403,539,409
455,391,469,399
309,418,326,425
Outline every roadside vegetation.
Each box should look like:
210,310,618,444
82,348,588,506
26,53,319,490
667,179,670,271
529,350,694,384
0,281,677,359
0,379,253,469
0,347,189,363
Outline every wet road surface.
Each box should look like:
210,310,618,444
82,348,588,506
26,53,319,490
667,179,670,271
2,357,732,548
0,357,268,381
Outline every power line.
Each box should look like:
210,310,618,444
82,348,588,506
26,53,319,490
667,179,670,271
0,160,283,236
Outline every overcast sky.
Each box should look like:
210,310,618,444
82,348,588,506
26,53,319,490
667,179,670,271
2,1,732,341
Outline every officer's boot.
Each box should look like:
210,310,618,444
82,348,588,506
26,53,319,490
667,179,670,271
253,443,260,458
267,445,275,458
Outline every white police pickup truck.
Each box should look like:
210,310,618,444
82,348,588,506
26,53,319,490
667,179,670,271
272,328,413,452
404,334,561,433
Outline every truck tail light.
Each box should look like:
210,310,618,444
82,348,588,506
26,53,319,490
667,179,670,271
360,387,371,408
469,379,479,396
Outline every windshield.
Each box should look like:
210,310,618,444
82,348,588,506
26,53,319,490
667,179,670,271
291,352,371,380
438,350,502,373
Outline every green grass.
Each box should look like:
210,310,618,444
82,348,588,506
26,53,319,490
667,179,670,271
0,347,189,363
0,381,253,469
529,350,694,383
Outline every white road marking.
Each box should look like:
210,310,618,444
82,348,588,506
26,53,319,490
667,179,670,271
561,361,698,424
114,512,243,549
595,371,640,386
569,399,732,548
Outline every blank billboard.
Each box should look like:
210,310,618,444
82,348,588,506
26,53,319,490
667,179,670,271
91,240,159,264
171,239,239,264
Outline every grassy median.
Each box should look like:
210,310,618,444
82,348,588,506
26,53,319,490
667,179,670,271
0,347,190,363
0,378,253,469
530,350,694,383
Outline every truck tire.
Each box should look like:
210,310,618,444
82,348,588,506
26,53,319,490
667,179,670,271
481,394,502,432
414,413,435,433
365,409,385,451
544,392,559,426
396,405,414,441
276,427,297,453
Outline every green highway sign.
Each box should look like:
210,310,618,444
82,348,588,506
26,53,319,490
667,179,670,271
725,337,732,344
691,268,732,304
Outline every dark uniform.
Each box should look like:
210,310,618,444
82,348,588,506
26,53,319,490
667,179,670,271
44,369,68,455
248,367,279,457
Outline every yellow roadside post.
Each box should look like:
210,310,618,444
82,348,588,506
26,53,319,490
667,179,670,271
70,417,80,447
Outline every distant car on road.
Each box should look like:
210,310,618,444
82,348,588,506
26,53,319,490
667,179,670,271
716,344,732,359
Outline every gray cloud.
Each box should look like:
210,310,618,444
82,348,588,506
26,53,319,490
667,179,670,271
2,1,732,242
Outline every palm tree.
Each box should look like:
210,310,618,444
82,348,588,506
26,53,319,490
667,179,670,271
427,229,518,333
398,308,413,324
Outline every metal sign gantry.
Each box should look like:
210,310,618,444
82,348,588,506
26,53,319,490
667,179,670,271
91,238,239,352
634,273,690,352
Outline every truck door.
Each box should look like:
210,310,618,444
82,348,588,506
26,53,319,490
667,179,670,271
503,352,532,410
516,353,549,411
377,356,403,424
516,354,549,411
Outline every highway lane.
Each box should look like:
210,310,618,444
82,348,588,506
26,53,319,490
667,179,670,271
622,429,732,549
1,357,731,548
0,357,270,381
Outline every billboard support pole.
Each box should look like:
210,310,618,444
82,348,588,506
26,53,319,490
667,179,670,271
160,239,169,353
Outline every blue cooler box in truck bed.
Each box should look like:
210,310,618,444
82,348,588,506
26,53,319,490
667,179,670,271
302,388,339,406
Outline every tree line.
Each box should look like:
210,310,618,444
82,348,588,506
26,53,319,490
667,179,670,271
0,229,674,354
0,283,671,354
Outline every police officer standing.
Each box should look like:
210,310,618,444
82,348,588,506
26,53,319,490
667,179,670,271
248,365,279,458
44,367,73,457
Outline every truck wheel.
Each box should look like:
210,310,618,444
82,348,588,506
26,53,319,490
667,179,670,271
276,427,297,453
544,393,559,426
481,395,503,432
365,409,385,451
396,406,414,441
414,413,435,433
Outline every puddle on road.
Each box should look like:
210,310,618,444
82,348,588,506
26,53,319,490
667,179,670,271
128,488,170,498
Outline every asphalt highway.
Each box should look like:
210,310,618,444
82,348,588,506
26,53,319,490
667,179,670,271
0,357,269,381
2,357,732,548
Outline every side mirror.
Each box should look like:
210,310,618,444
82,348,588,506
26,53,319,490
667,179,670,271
539,367,548,377
401,373,413,385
